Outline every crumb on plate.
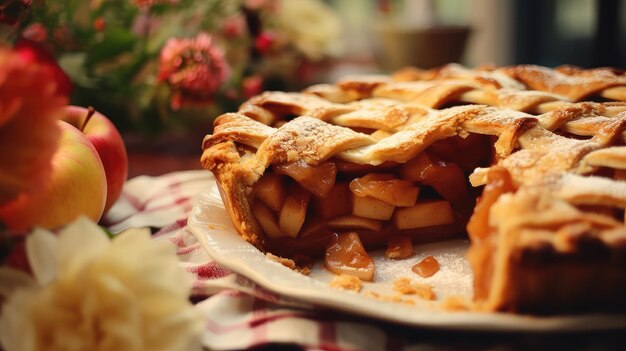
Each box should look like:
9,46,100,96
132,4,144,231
440,295,472,311
265,252,311,275
329,273,362,292
266,252,296,269
393,277,436,300
363,290,416,306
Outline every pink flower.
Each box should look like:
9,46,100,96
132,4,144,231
132,11,161,37
158,33,230,109
22,23,47,42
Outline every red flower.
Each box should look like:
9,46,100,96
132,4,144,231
0,47,65,206
93,17,107,32
14,38,73,98
158,33,230,109
255,32,275,55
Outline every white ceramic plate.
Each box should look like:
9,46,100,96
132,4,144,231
188,181,626,332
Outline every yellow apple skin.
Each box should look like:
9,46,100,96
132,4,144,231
60,106,128,214
0,121,107,231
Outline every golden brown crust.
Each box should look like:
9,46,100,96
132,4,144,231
473,186,626,313
502,64,626,101
373,80,477,108
390,63,626,104
201,63,626,314
257,116,376,165
200,141,264,248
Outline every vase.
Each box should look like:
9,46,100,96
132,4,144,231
373,25,471,71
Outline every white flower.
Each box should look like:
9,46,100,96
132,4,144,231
274,0,342,60
0,217,204,351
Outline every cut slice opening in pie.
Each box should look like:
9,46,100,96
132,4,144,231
252,132,492,258
201,64,626,314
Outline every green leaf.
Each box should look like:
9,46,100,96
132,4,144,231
86,27,138,66
58,53,99,88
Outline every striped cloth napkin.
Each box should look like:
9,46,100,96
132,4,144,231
102,171,455,351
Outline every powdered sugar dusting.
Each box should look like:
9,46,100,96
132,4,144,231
259,116,375,164
557,173,626,208
504,65,626,101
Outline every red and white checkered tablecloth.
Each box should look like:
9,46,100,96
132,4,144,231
102,171,623,351
103,171,417,351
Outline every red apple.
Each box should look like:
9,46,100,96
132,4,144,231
60,106,128,213
0,121,107,231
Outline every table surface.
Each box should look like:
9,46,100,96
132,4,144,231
127,151,203,178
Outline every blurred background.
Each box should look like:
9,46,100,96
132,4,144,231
2,0,624,176
334,0,626,73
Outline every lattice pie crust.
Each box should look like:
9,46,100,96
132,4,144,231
201,64,626,314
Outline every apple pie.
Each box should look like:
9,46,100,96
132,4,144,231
201,64,626,314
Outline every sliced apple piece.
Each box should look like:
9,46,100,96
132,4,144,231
352,194,395,220
398,153,431,181
328,215,383,231
252,201,284,239
334,159,399,175
274,159,337,198
278,183,311,238
385,236,414,259
428,134,492,173
412,255,440,278
298,219,328,238
311,182,351,219
325,232,375,281
393,200,455,230
399,152,472,210
350,173,419,207
254,173,287,212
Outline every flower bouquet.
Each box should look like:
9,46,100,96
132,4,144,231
0,0,342,138
0,35,205,349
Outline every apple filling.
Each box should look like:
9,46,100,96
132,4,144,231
252,135,493,278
